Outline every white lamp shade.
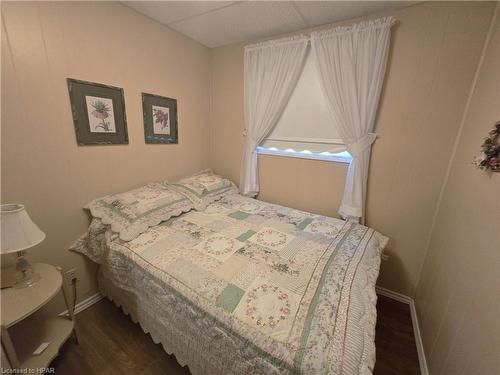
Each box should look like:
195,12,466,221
1,204,45,253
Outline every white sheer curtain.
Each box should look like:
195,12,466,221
311,17,396,222
240,36,309,196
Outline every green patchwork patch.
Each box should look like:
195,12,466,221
236,230,256,242
216,283,245,313
297,217,314,230
228,211,251,220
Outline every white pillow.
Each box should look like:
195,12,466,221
85,182,193,241
168,170,238,210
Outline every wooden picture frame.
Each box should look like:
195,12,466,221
67,78,128,145
142,93,178,144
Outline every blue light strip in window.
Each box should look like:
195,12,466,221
256,146,352,164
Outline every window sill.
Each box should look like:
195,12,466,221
256,147,352,164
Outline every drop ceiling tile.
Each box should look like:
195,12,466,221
169,1,308,48
123,1,234,25
293,1,416,28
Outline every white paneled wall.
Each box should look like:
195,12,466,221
415,9,500,375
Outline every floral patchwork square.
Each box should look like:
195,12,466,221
303,219,344,238
271,262,315,295
233,200,262,214
233,277,301,342
247,227,294,252
195,234,244,262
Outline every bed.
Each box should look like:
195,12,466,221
71,170,387,375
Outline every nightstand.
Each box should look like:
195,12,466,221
1,263,77,370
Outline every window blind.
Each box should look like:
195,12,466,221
261,48,346,153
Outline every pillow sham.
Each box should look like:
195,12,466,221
168,169,238,210
176,169,230,192
85,182,193,241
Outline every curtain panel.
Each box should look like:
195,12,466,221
240,36,309,196
311,17,396,221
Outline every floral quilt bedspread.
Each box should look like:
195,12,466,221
73,193,388,375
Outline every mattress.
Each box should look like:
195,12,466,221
72,193,387,375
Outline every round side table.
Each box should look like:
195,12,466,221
1,263,76,370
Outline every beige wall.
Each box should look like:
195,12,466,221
2,5,498,365
415,9,500,375
209,1,495,296
1,2,211,310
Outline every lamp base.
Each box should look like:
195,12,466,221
14,272,41,289
13,251,40,289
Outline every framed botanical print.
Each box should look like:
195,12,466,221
67,78,128,145
142,93,178,144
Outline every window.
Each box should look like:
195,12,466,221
258,47,351,163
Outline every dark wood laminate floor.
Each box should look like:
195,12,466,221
50,294,419,375
373,295,420,375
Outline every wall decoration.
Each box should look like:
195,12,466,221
67,78,128,145
86,96,116,133
473,120,499,172
142,93,178,144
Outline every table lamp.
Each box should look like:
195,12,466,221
1,204,45,288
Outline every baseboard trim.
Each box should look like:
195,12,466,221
376,286,429,375
59,292,103,317
409,298,429,375
375,286,412,304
